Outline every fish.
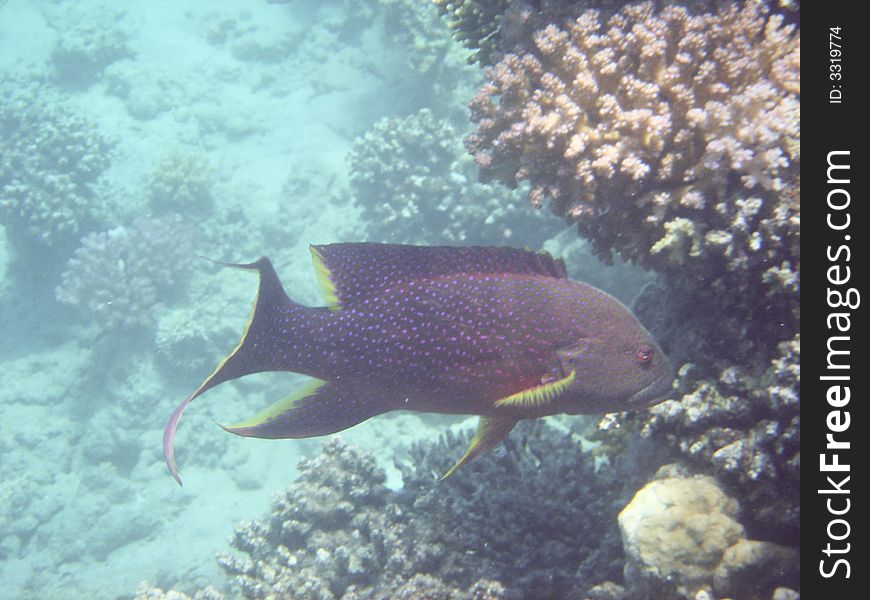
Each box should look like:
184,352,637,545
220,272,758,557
163,243,673,485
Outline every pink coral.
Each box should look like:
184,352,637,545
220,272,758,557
467,1,799,227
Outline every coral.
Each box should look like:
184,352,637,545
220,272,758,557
713,540,799,599
55,215,197,331
433,0,589,66
155,304,238,375
135,583,225,600
216,438,510,599
590,335,800,545
381,0,453,74
349,108,560,245
46,5,132,87
0,82,113,252
617,468,799,599
147,150,218,216
214,421,625,599
433,0,511,64
398,420,626,598
618,471,744,599
463,2,800,364
467,2,799,223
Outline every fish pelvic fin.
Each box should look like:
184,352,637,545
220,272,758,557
441,416,518,480
493,370,576,410
220,379,391,439
164,256,298,485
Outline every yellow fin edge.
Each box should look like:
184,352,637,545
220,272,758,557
223,379,328,429
309,246,340,310
493,370,576,409
440,416,518,480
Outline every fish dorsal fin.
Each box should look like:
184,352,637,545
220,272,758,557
310,243,567,308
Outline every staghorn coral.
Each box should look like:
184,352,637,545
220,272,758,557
56,215,197,331
0,83,113,253
349,108,560,245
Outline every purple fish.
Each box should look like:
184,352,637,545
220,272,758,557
164,243,673,484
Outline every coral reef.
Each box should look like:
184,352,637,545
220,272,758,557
349,108,560,245
55,215,197,331
463,1,800,368
154,304,237,375
617,468,798,599
380,0,453,75
216,438,513,599
433,0,511,64
466,1,799,259
49,13,131,87
0,83,113,253
618,470,744,599
135,583,226,600
174,421,628,599
398,420,627,598
590,334,800,545
433,0,588,67
147,150,218,217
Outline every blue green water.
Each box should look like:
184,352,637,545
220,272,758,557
0,1,799,599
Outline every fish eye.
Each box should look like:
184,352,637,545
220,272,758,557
635,346,653,364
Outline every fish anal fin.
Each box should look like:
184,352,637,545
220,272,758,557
441,416,518,480
493,370,576,410
221,380,389,439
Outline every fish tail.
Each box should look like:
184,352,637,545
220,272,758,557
164,256,302,485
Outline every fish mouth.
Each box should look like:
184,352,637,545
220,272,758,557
627,371,675,408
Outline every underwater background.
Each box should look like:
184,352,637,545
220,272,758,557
0,1,799,599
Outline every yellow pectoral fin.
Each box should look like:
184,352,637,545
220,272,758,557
441,416,518,480
493,370,576,410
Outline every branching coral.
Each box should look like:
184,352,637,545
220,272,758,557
433,0,511,64
465,1,800,367
55,215,197,330
432,0,591,66
209,421,627,599
398,420,627,598
0,83,113,252
466,1,799,263
216,438,508,599
349,108,560,245
468,1,799,212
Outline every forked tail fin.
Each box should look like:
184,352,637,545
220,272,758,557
163,256,298,485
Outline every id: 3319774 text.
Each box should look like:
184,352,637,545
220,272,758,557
829,26,843,104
